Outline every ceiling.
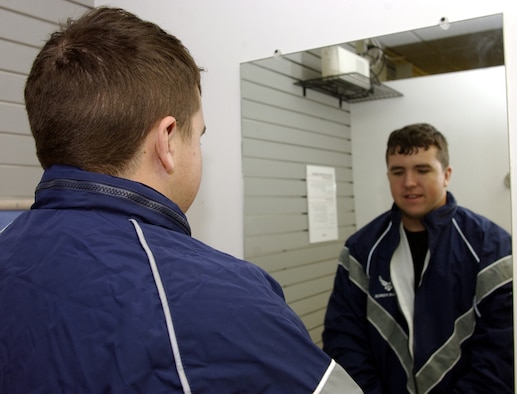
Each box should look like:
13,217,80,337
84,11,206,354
346,13,504,81
284,14,504,103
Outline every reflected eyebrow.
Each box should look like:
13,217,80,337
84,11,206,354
389,164,433,172
388,165,404,172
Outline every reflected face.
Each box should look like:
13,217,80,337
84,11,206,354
387,146,451,230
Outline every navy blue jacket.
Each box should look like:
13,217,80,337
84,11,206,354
323,193,513,393
0,165,361,393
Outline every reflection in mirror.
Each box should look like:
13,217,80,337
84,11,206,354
240,14,509,347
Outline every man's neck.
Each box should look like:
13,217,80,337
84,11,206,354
402,216,425,232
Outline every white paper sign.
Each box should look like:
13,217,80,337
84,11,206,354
306,165,338,243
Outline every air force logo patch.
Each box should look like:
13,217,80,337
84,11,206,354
379,275,393,292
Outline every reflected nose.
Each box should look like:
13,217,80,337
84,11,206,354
403,172,417,188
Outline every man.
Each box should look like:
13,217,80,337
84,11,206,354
0,7,362,393
323,123,513,393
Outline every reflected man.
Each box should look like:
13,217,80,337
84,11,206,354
323,123,513,393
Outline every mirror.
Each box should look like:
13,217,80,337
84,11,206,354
240,13,509,348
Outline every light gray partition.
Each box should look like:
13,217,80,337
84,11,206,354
241,53,356,346
0,0,93,207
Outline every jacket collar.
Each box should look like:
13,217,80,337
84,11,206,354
423,191,457,230
33,165,191,235
390,191,458,232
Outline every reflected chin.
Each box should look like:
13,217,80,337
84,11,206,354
398,203,427,220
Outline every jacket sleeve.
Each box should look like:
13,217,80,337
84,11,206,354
322,248,383,394
453,255,514,393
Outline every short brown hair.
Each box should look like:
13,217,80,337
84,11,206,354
385,123,449,169
24,7,201,175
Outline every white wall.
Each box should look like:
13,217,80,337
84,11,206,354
351,66,510,233
95,0,517,260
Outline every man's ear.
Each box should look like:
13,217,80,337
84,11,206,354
156,116,176,173
443,165,452,187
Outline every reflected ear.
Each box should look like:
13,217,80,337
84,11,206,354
444,166,452,186
156,116,176,173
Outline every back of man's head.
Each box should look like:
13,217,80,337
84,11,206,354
25,7,201,176
385,123,449,169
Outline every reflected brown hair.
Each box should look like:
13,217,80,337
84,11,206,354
385,123,449,169
24,7,201,175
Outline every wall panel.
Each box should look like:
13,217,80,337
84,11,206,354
0,0,93,205
241,54,356,347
